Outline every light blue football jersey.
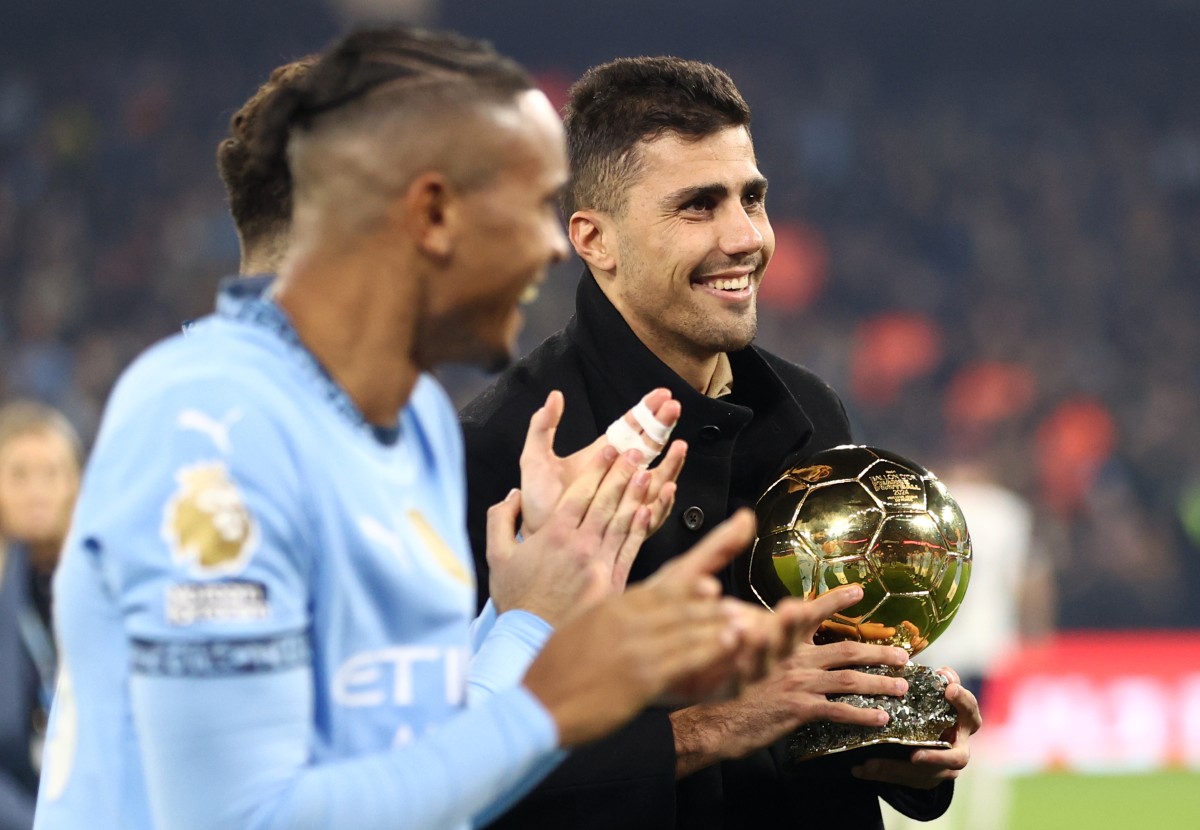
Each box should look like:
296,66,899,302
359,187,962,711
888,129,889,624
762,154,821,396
34,278,559,830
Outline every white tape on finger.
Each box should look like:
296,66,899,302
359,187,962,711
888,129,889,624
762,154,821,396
604,416,661,467
631,400,675,445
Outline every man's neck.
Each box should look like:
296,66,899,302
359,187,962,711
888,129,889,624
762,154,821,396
703,352,734,398
238,232,290,276
623,317,723,394
590,270,728,394
27,541,61,575
680,352,724,396
274,249,421,427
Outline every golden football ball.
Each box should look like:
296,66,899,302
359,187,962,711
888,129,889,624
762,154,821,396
749,445,971,656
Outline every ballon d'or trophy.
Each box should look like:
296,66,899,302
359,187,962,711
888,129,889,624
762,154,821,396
749,445,972,763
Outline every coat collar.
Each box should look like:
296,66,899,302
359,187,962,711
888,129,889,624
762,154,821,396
565,270,814,459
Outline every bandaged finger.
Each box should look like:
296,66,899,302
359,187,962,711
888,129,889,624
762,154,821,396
604,416,661,466
630,398,675,445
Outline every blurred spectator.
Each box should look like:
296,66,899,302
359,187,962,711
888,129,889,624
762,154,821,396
0,402,82,830
922,459,1054,709
892,456,1052,830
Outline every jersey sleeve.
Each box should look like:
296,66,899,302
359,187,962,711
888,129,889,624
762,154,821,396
468,607,553,707
131,673,559,830
79,369,312,647
464,604,567,829
78,367,563,830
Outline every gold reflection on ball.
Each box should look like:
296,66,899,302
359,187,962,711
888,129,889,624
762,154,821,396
749,445,971,656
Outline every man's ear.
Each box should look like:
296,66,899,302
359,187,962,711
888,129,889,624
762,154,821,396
405,171,457,259
569,210,617,273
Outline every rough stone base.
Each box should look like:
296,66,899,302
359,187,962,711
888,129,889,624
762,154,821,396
788,664,956,764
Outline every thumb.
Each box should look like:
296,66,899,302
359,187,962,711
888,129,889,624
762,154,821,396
774,583,866,641
521,391,565,466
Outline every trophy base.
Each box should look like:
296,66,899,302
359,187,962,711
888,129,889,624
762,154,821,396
788,664,955,764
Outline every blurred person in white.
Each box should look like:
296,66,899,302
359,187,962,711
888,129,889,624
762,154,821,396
922,458,1054,709
0,402,82,830
887,454,1054,830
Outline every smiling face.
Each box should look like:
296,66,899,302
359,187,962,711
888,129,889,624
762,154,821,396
587,126,773,377
417,89,570,372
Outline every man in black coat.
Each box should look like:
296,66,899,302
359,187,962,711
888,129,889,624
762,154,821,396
460,57,981,829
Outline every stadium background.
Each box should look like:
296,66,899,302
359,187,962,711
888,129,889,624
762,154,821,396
2,0,1198,826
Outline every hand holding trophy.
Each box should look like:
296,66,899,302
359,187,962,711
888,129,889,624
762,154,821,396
749,445,972,763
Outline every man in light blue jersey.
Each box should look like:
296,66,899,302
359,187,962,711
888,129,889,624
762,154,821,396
34,24,856,830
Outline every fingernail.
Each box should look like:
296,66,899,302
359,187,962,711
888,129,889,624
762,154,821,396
627,449,644,466
602,445,618,462
506,488,520,501
876,711,889,726
634,470,650,486
912,751,926,763
850,766,864,778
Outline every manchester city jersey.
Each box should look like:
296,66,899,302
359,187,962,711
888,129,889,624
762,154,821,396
35,278,559,830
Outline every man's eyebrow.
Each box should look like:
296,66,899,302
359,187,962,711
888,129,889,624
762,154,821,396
660,176,769,209
660,182,728,209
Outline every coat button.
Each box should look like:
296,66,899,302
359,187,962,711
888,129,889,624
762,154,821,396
699,425,722,442
682,506,705,531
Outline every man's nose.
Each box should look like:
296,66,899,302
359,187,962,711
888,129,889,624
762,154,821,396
719,205,764,257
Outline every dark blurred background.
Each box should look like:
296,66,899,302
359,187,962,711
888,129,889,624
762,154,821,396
2,0,1199,633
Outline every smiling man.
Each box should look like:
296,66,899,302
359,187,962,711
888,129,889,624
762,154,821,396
577,125,770,392
461,57,980,829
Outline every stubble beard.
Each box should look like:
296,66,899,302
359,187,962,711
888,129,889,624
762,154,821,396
615,243,761,360
690,308,758,356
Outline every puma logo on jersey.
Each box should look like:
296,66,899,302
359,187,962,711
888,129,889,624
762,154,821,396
178,407,243,455
358,515,413,571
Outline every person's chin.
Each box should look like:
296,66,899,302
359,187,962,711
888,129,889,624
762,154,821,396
471,334,516,374
712,324,757,354
481,349,513,374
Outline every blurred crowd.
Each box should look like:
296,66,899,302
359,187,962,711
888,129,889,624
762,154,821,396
1,1,1197,659
737,36,1200,633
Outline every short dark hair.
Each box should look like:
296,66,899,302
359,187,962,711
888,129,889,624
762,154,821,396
217,57,317,251
242,25,535,201
562,57,752,216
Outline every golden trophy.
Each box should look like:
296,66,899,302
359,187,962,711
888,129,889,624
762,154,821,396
748,444,972,762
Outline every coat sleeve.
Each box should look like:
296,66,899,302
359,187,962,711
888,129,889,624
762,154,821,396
481,709,679,830
878,780,954,821
461,417,520,613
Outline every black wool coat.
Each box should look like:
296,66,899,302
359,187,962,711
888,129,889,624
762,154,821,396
460,272,951,829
